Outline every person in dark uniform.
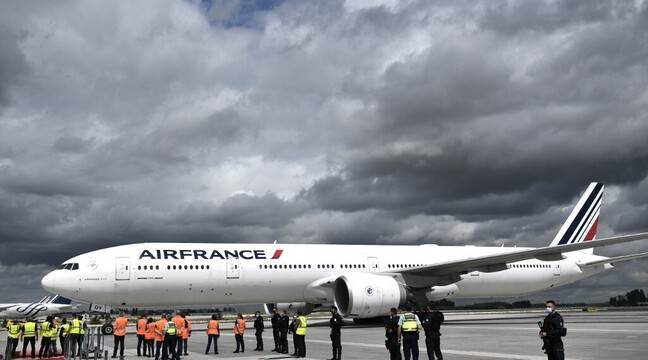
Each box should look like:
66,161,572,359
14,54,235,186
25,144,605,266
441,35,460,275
385,308,402,360
399,311,421,360
540,300,565,360
329,306,343,360
253,311,264,351
279,310,290,354
289,315,298,356
421,307,444,360
271,308,280,352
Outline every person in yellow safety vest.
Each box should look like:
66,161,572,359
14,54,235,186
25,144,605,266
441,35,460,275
38,316,53,358
399,311,422,360
294,311,307,358
59,318,70,356
50,318,59,356
163,320,179,360
69,315,85,357
7,319,21,358
21,318,38,359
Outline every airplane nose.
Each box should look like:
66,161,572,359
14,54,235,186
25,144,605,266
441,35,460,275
41,272,57,292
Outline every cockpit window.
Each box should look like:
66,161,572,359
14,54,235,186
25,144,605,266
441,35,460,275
59,263,79,270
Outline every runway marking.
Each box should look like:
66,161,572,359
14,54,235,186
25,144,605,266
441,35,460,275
215,333,560,359
447,325,648,334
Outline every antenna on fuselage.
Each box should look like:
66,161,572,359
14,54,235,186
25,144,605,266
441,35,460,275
273,240,278,244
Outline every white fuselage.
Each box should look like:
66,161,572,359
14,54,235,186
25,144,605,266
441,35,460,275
41,243,610,307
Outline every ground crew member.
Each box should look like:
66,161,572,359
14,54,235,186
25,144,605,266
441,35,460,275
50,318,59,355
279,310,289,354
421,307,444,360
7,319,21,358
400,311,422,360
253,311,264,351
540,300,566,360
112,312,128,358
59,318,70,356
181,314,190,356
145,318,156,357
385,308,402,360
205,314,220,355
271,308,280,352
154,314,168,360
295,311,307,358
137,314,148,357
38,316,52,358
171,311,185,358
68,315,82,358
233,313,246,353
22,318,37,359
76,314,86,357
329,306,343,360
162,319,178,360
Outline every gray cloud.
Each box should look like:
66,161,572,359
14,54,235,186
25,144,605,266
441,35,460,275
0,0,647,303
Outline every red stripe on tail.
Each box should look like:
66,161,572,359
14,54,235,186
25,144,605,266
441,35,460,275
584,218,599,241
271,249,284,259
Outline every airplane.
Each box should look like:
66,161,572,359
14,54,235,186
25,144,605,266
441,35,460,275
41,182,648,318
0,295,75,319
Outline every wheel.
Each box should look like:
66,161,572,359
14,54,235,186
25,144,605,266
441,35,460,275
102,323,114,335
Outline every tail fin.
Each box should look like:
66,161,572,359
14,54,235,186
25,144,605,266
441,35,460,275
549,182,604,253
48,295,72,305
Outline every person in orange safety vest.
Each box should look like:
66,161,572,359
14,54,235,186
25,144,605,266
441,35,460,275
112,312,128,358
154,314,168,360
233,313,246,353
205,314,220,355
171,311,186,357
136,314,148,357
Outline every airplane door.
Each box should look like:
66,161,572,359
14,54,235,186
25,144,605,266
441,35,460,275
226,257,240,279
553,263,561,277
367,257,380,272
115,257,130,280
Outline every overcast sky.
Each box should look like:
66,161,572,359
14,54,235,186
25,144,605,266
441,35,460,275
1,0,648,303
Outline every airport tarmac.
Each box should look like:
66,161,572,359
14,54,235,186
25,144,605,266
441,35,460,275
3,310,647,360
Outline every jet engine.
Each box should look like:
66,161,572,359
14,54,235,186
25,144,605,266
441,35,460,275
424,284,459,301
263,302,317,316
333,273,406,318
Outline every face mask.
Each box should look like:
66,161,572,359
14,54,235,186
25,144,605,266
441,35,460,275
544,307,552,315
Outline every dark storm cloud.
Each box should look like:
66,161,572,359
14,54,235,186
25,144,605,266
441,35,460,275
0,25,28,107
0,0,647,302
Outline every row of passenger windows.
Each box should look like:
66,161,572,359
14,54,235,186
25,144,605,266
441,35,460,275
137,265,211,271
508,264,552,269
258,264,370,270
387,264,425,269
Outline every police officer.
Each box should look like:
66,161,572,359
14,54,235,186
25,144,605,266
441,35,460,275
421,307,444,360
162,319,178,360
7,319,21,358
295,311,307,358
540,300,565,360
399,311,421,360
22,318,38,359
279,310,290,354
385,308,401,360
271,308,280,352
329,306,343,360
253,311,264,351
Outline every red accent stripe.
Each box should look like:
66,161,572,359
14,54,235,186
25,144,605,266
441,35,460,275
271,249,283,259
584,218,599,241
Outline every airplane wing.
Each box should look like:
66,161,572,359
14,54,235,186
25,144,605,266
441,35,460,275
579,251,648,267
397,232,648,287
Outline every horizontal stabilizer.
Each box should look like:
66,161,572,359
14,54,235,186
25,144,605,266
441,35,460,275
580,251,648,267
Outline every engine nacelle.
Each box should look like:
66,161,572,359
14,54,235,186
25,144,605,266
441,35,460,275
425,284,459,301
263,302,317,316
333,273,406,318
